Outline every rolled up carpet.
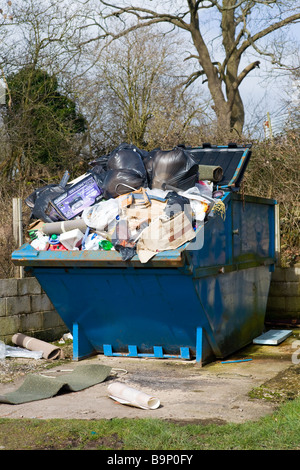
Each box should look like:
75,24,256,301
198,165,223,182
12,333,63,360
108,381,160,410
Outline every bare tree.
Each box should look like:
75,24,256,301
75,29,211,153
89,0,300,137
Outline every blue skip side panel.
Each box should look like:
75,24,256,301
30,264,272,364
11,193,277,365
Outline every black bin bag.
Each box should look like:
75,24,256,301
107,143,148,178
102,144,149,199
149,147,199,191
102,169,147,199
25,184,67,223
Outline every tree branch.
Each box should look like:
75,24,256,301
182,70,206,88
235,60,260,88
237,12,300,58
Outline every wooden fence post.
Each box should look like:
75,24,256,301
13,197,24,278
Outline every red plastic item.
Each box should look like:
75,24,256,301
48,243,68,251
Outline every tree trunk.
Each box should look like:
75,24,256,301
188,9,232,136
230,89,245,136
221,0,245,136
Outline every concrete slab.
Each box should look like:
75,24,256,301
0,329,299,424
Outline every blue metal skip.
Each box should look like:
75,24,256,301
12,191,277,366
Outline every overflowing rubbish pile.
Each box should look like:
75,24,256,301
25,143,226,263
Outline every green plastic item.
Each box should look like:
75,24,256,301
28,230,38,240
99,240,113,251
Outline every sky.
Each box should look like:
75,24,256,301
1,0,299,139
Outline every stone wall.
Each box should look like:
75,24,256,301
0,277,67,344
265,266,300,326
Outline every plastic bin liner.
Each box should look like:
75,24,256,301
107,145,148,179
89,143,149,171
87,165,107,189
100,144,149,198
25,184,67,223
102,169,147,199
149,147,199,191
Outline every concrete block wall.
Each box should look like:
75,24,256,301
0,277,68,345
265,266,300,326
0,267,299,346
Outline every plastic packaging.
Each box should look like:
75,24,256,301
48,243,68,251
83,233,104,250
82,198,119,231
107,382,160,410
30,234,50,251
5,345,43,359
196,181,213,198
181,186,215,222
99,240,113,251
164,191,192,220
0,341,6,360
59,228,84,250
25,184,67,222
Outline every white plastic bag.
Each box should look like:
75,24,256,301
82,199,119,231
180,186,215,222
196,181,213,198
83,233,105,250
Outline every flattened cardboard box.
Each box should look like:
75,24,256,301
137,212,195,263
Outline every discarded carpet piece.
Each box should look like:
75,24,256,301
108,381,160,410
12,333,63,360
0,364,112,405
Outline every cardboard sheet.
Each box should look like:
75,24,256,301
137,212,196,263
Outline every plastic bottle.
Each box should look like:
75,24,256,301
48,234,68,251
48,234,60,245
